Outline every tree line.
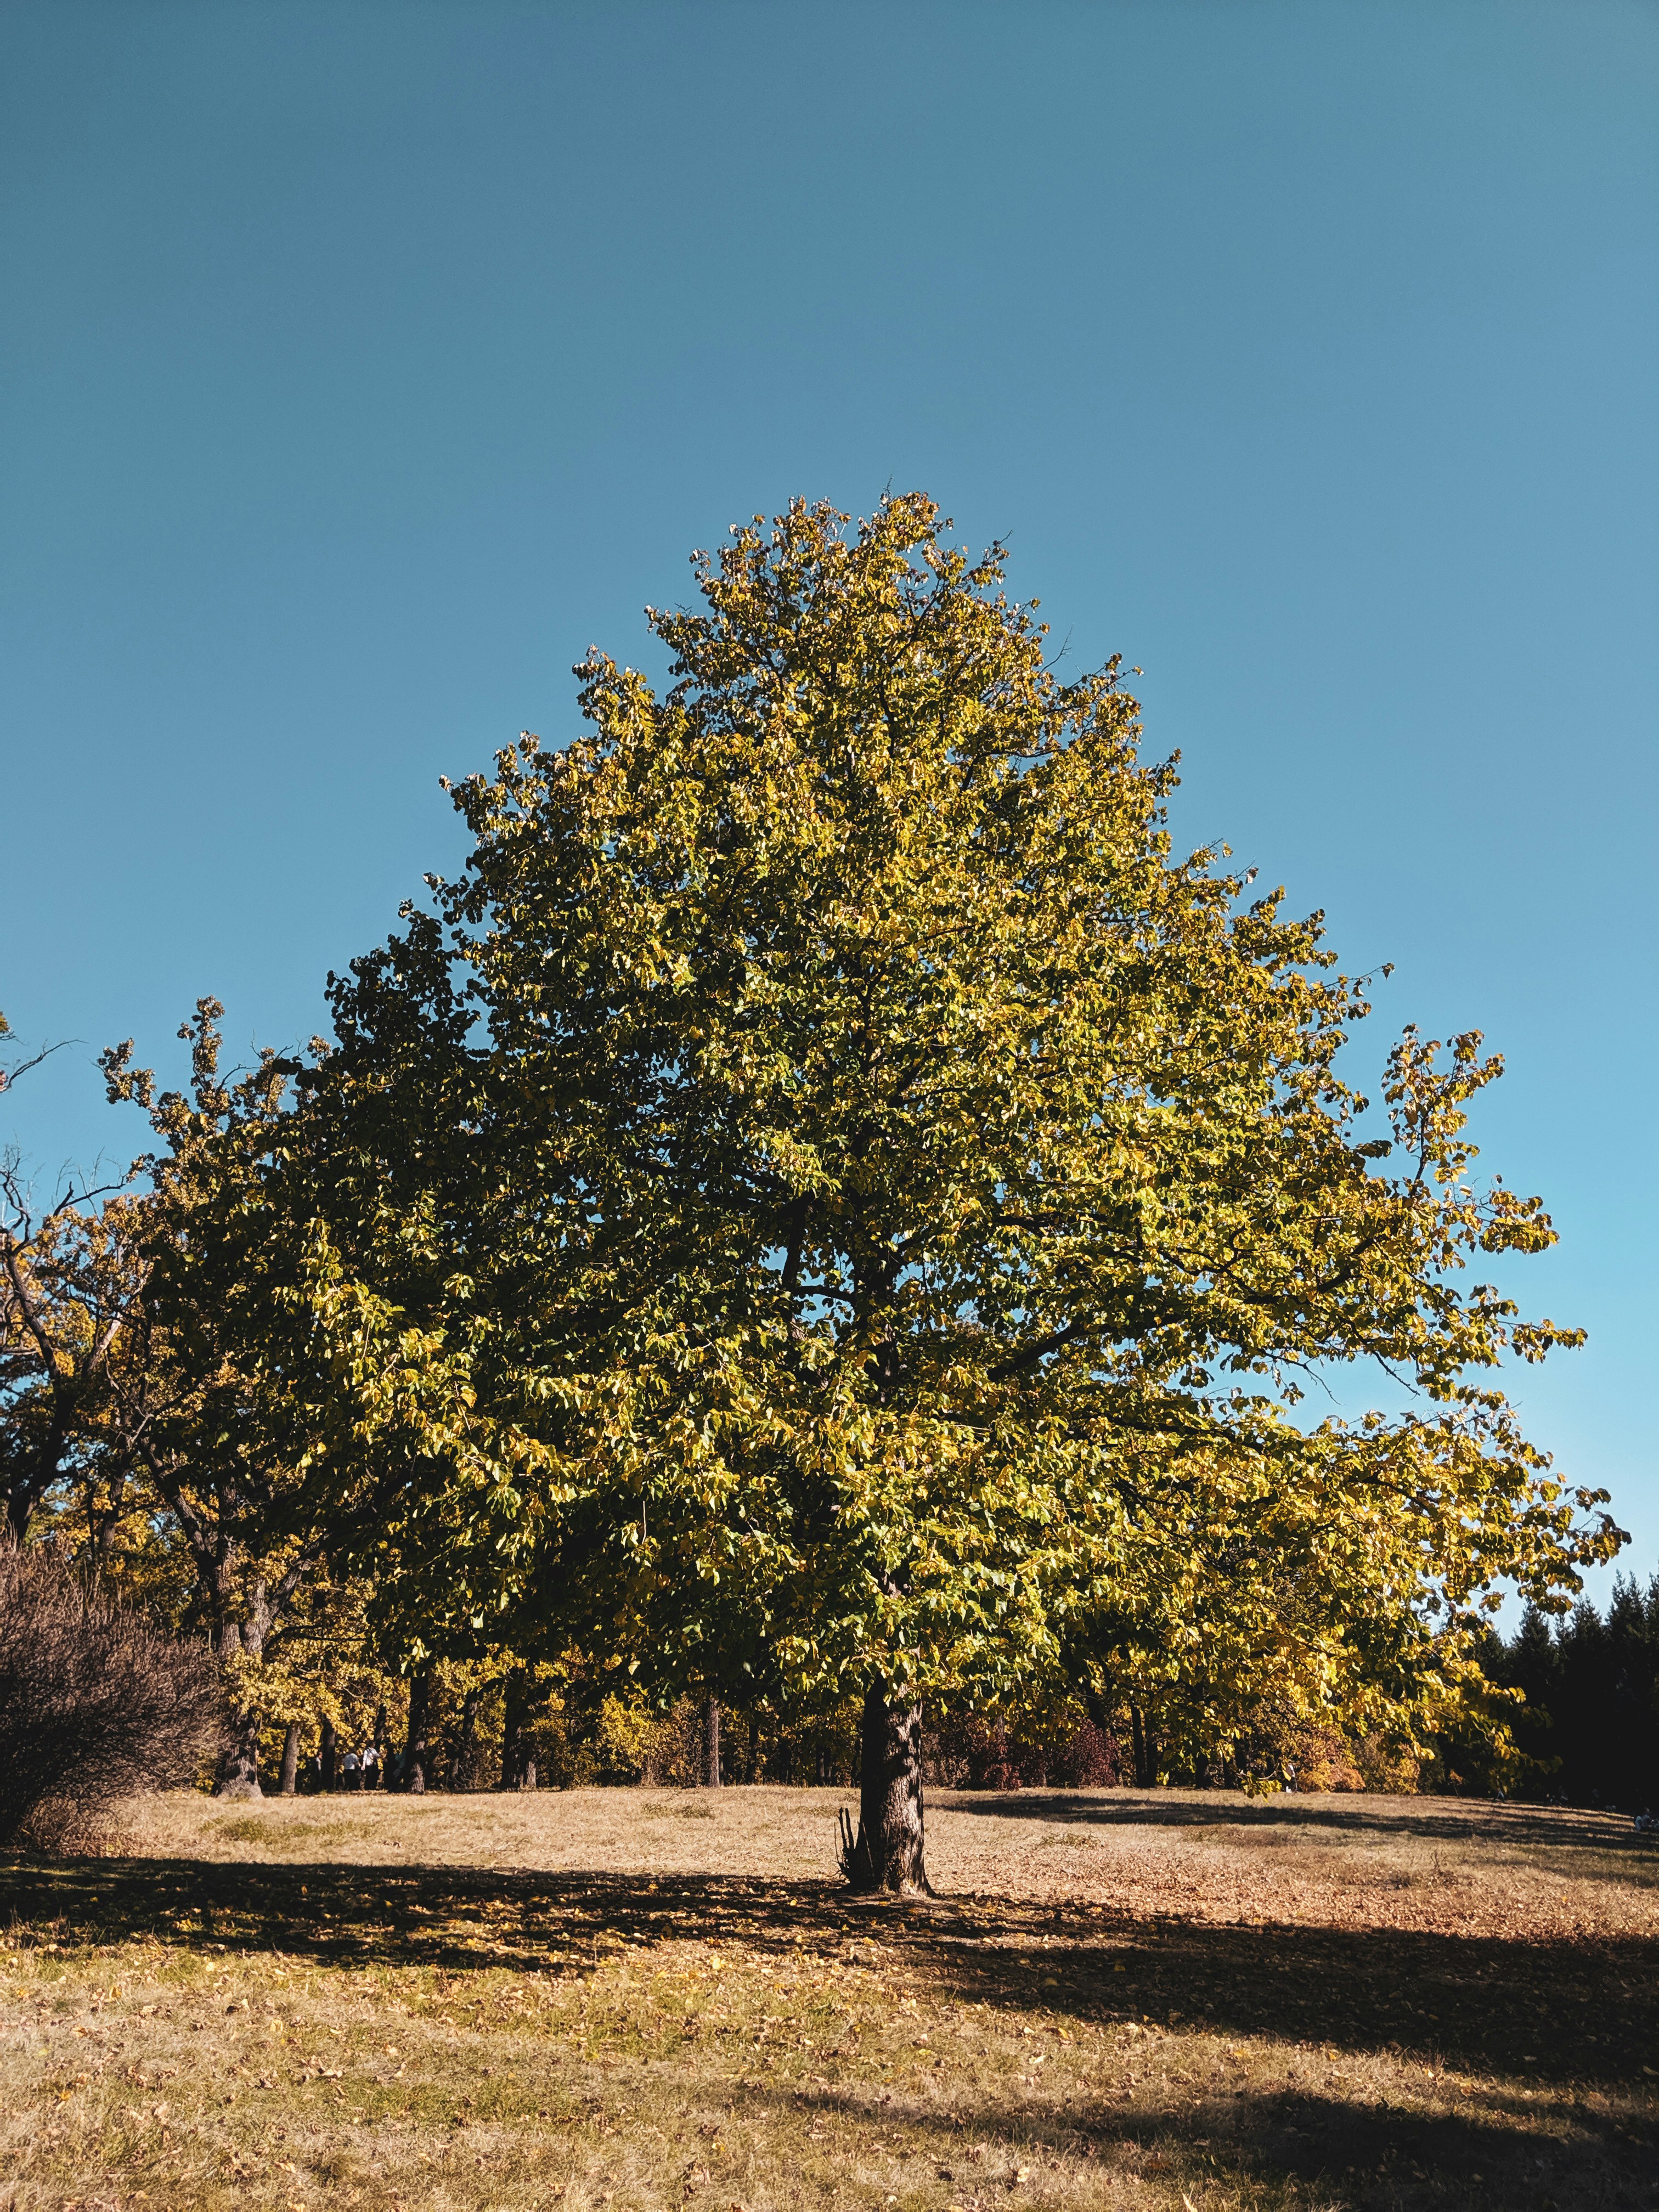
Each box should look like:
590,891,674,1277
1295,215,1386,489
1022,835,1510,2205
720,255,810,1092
1,496,1628,1882
1436,1579,1659,1810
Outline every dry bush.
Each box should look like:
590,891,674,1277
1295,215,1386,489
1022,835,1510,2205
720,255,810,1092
0,1542,225,1847
927,1707,1120,1790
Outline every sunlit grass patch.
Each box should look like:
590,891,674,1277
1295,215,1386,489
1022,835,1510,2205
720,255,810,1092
2,1786,1655,2210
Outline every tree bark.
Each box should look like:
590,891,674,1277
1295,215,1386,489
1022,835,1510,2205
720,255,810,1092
403,1666,432,1794
1129,1704,1157,1790
703,1695,721,1788
278,1719,301,1796
839,1680,930,1894
320,1716,337,1793
211,1617,262,1797
136,1441,314,1798
214,1706,263,1798
90,1468,129,1563
454,1685,481,1791
500,1667,528,1790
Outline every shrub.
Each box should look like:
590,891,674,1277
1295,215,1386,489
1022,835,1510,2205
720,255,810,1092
641,1697,710,1787
1051,1717,1120,1788
926,1707,1121,1790
0,1543,226,1847
1284,1723,1365,1792
1353,1733,1421,1793
591,1691,665,1784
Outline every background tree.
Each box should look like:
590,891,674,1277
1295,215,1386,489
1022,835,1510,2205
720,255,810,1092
1455,1577,1659,1808
1,1007,148,1546
100,1005,352,1793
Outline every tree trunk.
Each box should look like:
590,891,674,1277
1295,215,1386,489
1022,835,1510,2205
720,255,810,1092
91,1469,128,1563
500,1667,528,1790
454,1685,481,1791
215,1706,263,1798
320,1716,337,1793
703,1695,721,1788
5,1479,33,1547
403,1666,432,1794
1129,1704,1157,1790
839,1681,930,1894
278,1719,301,1796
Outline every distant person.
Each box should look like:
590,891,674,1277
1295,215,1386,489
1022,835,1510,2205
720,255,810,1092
363,1744,380,1790
341,1747,360,1792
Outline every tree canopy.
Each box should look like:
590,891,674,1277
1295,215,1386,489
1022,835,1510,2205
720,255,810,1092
68,496,1620,1882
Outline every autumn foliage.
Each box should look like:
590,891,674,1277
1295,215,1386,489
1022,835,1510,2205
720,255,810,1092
1,497,1632,1867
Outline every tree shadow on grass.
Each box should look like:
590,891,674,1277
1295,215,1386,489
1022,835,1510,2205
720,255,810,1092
761,2072,1649,2212
6,1851,1655,2210
4,1853,1654,2089
938,1785,1658,1864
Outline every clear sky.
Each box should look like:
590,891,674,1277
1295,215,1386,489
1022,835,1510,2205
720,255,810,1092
3,2,1655,1595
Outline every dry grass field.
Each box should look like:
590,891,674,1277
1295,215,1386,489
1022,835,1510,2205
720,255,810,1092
2,1784,1655,2212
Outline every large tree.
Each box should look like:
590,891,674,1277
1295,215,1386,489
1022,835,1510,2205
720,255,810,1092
160,498,1618,1887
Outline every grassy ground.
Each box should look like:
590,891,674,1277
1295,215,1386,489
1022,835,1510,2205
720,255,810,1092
2,1785,1655,2212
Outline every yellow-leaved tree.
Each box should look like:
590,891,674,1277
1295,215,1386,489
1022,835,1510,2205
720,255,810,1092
126,499,1618,1887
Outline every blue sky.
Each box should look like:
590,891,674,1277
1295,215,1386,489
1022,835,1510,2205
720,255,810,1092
3,2,1655,1596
